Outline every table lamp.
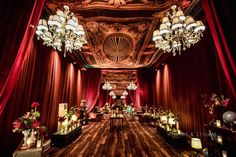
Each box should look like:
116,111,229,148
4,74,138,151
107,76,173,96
191,138,202,157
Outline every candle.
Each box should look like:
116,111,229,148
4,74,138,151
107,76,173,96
217,135,223,144
216,120,221,127
36,139,42,148
222,150,227,157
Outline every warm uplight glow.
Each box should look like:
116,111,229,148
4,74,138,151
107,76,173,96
36,5,87,57
153,5,205,56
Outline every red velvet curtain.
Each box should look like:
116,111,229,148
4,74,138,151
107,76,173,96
97,86,111,108
127,90,135,105
0,0,45,115
203,0,236,98
83,69,101,112
136,69,156,108
124,92,132,105
0,38,85,157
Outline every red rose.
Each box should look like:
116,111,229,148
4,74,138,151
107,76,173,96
31,102,40,108
13,121,21,129
32,119,40,129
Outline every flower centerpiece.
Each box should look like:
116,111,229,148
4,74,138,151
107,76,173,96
201,93,230,114
201,93,230,124
12,102,46,149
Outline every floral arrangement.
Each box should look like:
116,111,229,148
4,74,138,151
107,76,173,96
201,93,230,114
12,102,47,136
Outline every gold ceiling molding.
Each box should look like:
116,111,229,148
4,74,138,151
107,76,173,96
46,0,173,11
83,21,152,68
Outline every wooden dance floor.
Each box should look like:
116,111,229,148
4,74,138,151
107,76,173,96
43,114,194,157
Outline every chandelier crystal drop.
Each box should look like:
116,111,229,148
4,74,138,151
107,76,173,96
36,5,87,57
152,5,205,56
102,81,112,90
127,81,137,90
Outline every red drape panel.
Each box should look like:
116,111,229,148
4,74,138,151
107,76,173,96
76,69,83,106
83,69,101,112
97,86,111,108
203,0,236,98
136,69,156,108
0,0,45,115
0,38,85,157
128,90,135,104
124,93,132,105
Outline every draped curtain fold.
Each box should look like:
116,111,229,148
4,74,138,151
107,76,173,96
202,0,236,98
83,69,101,112
124,92,132,105
0,38,85,157
97,86,111,108
136,69,156,108
0,0,46,115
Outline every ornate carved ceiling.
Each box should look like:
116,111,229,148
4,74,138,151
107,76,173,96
45,0,194,69
44,0,200,94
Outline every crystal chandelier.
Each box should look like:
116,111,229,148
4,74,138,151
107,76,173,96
36,5,87,57
109,90,115,96
122,90,128,96
127,81,137,90
153,5,205,56
102,81,112,90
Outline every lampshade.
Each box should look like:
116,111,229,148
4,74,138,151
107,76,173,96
162,17,171,26
153,30,162,41
171,17,182,30
159,23,170,35
191,138,202,149
185,16,196,30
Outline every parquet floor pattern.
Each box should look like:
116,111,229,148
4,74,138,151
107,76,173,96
43,114,194,157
